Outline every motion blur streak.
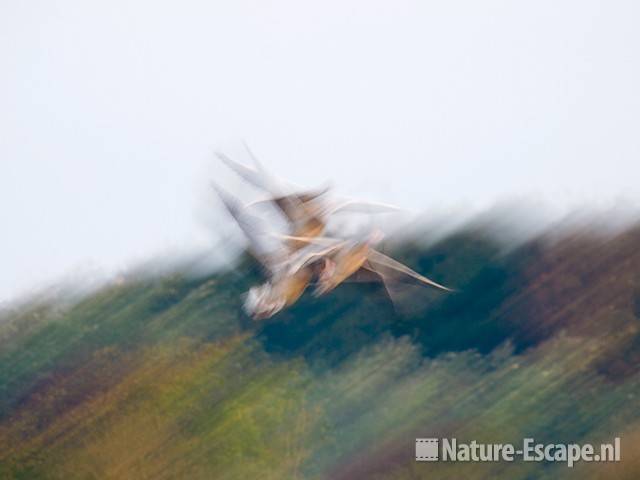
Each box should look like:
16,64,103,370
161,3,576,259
1,210,640,479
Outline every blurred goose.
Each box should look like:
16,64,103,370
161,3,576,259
217,151,399,250
214,148,448,318
212,182,347,319
274,233,453,300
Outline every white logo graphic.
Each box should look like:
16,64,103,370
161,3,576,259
415,437,621,467
415,438,439,461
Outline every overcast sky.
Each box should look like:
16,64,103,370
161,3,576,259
1,0,639,302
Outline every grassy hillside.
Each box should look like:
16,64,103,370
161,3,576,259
1,222,640,479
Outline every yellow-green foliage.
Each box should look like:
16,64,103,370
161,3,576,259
2,227,640,479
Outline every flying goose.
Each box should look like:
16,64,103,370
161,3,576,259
217,151,400,250
212,182,347,319
273,233,453,301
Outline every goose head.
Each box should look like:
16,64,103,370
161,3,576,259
244,283,287,320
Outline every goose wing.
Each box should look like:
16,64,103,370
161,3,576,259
269,233,344,248
212,182,282,274
365,250,453,292
281,241,347,275
327,199,401,215
216,151,285,195
217,151,328,230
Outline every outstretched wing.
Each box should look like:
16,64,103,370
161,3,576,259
269,233,343,248
246,188,330,220
217,151,328,234
216,151,285,196
282,242,347,276
212,182,281,274
365,250,453,292
327,199,401,215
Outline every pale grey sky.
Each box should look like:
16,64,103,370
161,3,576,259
1,0,639,301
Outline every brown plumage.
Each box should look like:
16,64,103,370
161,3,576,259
214,150,451,319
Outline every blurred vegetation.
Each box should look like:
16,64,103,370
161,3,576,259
1,223,640,479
